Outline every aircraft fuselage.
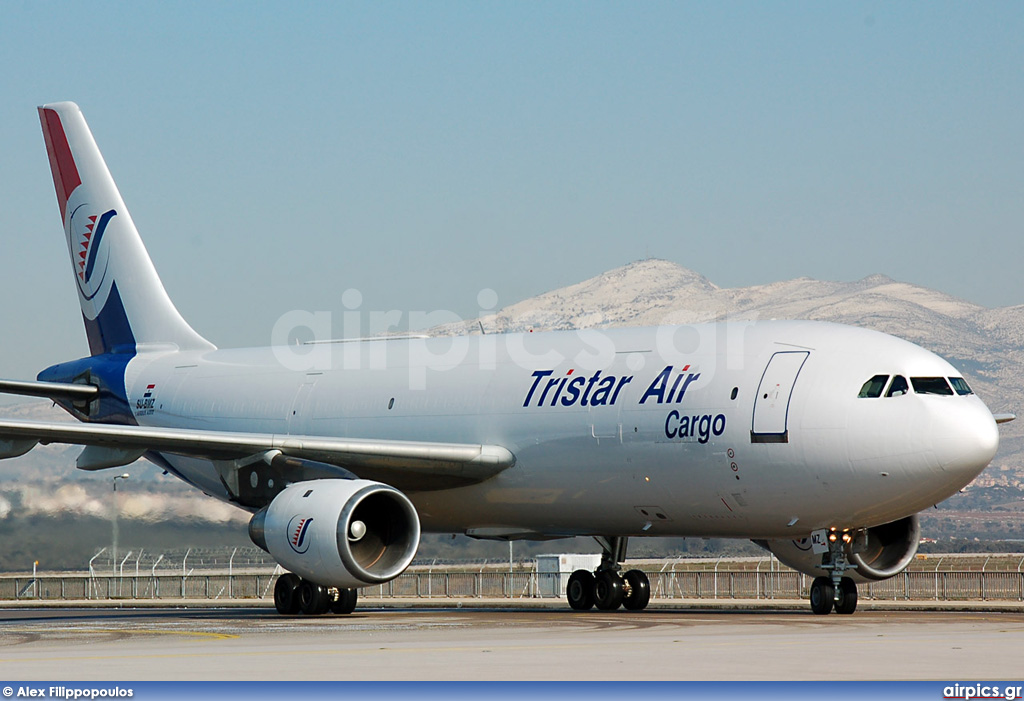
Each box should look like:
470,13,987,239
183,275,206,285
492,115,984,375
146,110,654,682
98,319,997,541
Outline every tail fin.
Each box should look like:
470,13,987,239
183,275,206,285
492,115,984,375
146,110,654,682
38,102,214,356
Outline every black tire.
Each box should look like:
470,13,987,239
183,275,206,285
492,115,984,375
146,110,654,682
566,569,595,611
331,588,358,615
809,576,834,615
298,579,331,615
834,577,858,615
274,573,301,615
594,570,625,611
622,569,651,611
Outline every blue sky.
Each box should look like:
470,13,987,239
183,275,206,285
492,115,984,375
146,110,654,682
1,2,1022,381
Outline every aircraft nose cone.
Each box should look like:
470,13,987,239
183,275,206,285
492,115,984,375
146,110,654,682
933,399,999,483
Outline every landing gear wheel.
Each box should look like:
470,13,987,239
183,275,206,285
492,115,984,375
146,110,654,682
567,569,595,611
834,577,858,615
594,570,625,611
331,588,358,615
298,579,331,615
274,573,301,615
622,569,651,611
809,576,834,615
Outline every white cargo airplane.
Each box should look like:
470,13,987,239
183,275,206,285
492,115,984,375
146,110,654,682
0,102,1011,615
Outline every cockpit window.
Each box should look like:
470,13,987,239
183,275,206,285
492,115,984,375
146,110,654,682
949,377,974,396
858,375,889,398
886,375,909,397
911,377,954,395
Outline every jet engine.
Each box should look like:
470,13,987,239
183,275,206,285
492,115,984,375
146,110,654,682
755,515,921,583
248,479,420,588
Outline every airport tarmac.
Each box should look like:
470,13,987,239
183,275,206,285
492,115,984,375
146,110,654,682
1,604,1023,680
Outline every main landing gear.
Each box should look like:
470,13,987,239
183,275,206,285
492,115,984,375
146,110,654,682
274,573,359,615
566,536,651,612
809,531,858,615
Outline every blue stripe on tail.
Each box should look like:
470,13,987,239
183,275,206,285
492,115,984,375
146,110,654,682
84,282,136,356
81,208,116,296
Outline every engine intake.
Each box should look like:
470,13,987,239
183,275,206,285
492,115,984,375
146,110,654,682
848,515,920,580
755,515,920,583
249,479,420,588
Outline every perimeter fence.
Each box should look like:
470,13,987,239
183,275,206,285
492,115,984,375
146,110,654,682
4,558,1024,603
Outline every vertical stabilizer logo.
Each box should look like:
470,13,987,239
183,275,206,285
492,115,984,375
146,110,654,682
287,515,314,554
68,203,116,301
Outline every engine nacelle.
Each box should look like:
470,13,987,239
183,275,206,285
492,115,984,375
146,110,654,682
249,479,420,589
755,515,920,583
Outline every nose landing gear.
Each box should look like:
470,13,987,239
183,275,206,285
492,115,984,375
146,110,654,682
834,576,858,614
809,576,834,615
565,536,651,612
809,529,859,615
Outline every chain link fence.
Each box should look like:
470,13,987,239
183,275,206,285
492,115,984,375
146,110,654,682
4,567,1024,603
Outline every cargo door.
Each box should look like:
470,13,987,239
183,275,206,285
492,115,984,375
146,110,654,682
750,351,809,443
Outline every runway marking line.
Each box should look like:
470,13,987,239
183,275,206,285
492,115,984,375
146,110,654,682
0,627,239,641
0,638,710,665
3,613,1024,666
7,629,1024,666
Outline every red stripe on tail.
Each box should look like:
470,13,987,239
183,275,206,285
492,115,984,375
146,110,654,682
38,108,82,225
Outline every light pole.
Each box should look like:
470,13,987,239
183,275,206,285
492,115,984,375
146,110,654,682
112,473,130,576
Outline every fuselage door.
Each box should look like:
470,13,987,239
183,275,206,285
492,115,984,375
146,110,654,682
751,351,809,443
288,373,320,433
590,404,621,443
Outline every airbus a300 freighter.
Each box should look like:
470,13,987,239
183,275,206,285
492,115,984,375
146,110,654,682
0,102,1010,615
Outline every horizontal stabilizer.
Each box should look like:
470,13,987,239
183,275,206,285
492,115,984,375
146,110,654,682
0,379,99,402
994,413,1016,424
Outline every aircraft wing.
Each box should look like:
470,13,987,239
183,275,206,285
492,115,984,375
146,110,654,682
0,418,515,492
